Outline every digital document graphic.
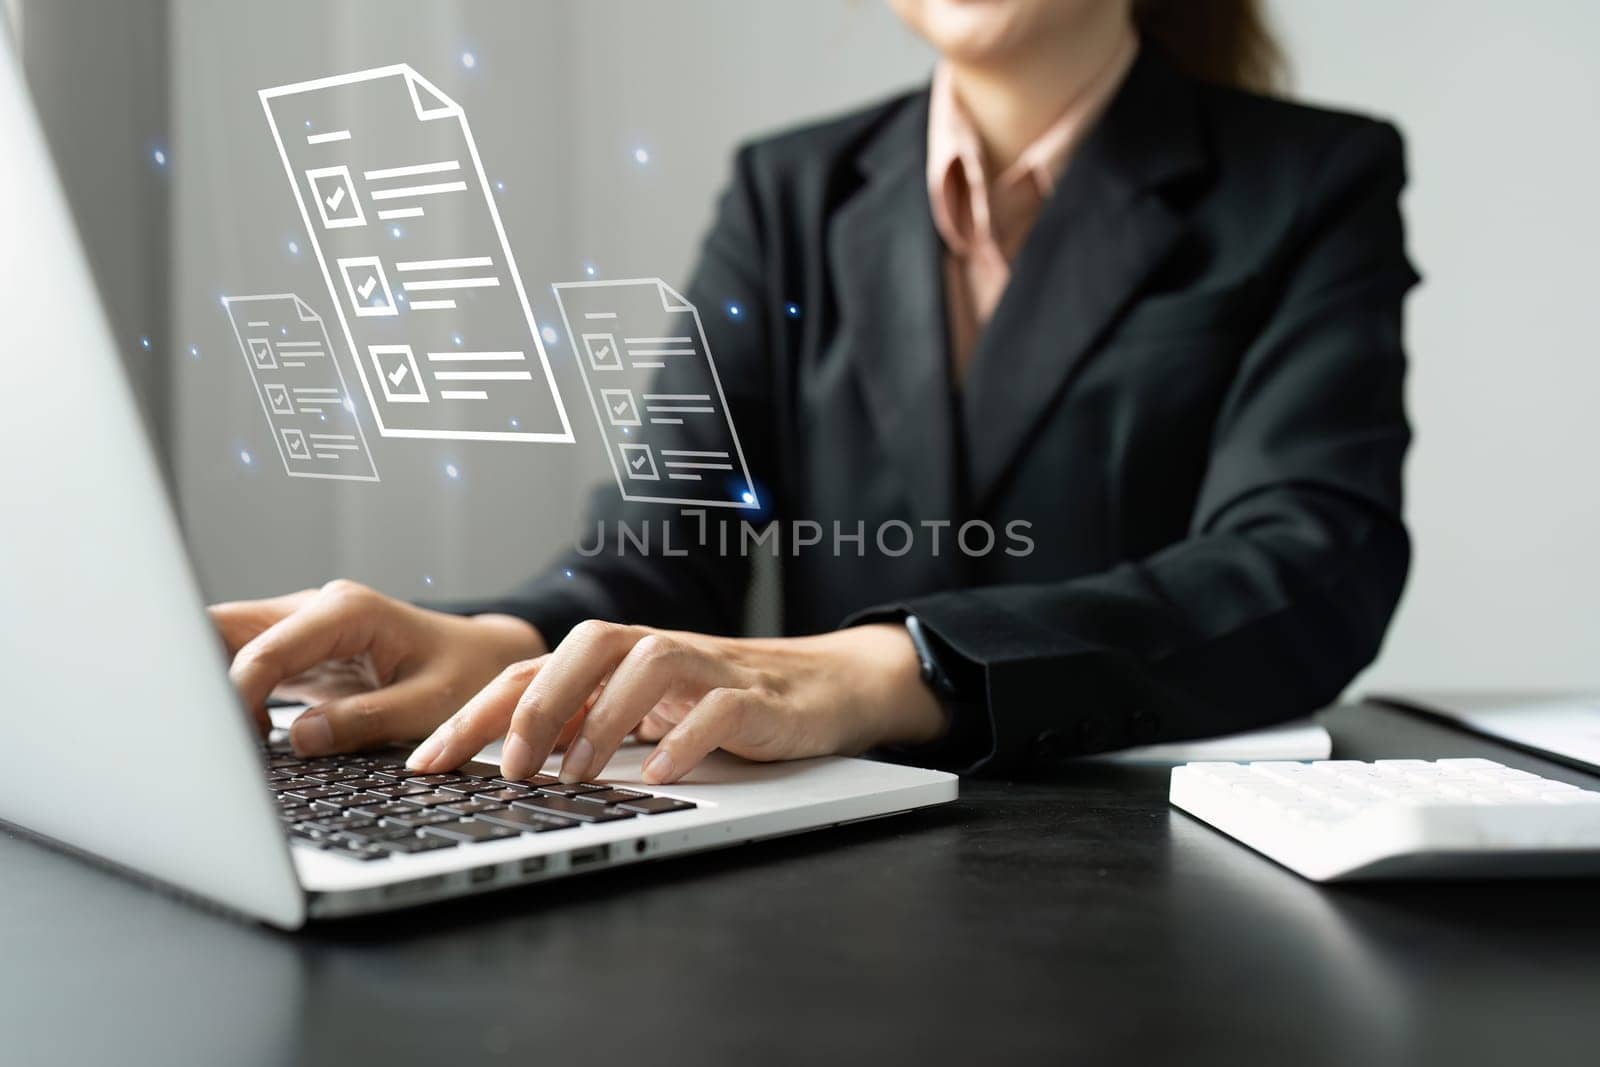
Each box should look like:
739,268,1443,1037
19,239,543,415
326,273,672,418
552,278,758,509
222,294,380,482
260,64,573,443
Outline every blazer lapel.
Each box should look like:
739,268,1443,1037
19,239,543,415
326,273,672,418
961,48,1210,509
828,94,959,525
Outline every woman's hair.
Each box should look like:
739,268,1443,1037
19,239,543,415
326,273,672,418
1132,0,1287,94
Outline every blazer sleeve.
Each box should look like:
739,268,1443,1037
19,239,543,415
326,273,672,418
442,147,779,644
854,121,1419,775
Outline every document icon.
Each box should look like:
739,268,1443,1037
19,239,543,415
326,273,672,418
552,279,758,509
260,64,573,444
223,294,380,482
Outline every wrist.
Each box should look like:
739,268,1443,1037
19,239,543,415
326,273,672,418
846,623,949,748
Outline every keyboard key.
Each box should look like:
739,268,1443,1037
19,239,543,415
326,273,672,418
511,795,636,823
439,781,500,796
537,782,609,798
332,776,393,791
408,773,468,787
351,802,422,819
421,821,522,844
475,808,580,833
311,795,379,813
477,786,534,802
440,799,508,816
269,777,321,793
379,811,460,830
369,783,434,799
494,774,557,788
401,791,468,809
615,796,697,815
284,785,353,802
305,770,365,784
584,788,652,805
373,835,458,855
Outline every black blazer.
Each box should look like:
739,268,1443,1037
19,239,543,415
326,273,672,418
472,47,1418,774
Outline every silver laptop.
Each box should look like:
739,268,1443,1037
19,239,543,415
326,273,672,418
0,34,956,929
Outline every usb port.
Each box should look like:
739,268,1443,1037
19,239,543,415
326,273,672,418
569,845,610,867
470,866,496,885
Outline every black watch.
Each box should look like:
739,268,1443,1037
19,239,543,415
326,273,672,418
904,614,960,702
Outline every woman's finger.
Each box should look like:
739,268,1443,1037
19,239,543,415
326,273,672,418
207,589,317,654
499,620,637,779
562,634,738,783
228,581,388,717
406,657,545,771
290,673,451,757
642,687,768,785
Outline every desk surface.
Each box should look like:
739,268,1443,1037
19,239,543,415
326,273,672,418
4,702,1598,1067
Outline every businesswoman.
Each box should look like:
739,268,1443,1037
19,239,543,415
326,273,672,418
213,0,1416,784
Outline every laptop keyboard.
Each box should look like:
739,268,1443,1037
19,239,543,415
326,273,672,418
261,739,695,862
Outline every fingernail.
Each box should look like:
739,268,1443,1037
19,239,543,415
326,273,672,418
642,750,674,784
407,732,445,771
290,712,333,757
559,736,594,784
500,733,533,780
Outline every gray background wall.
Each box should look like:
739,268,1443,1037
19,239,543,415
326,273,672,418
11,1,1600,693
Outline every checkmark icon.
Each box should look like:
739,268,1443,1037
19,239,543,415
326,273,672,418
595,343,613,361
631,453,647,469
387,363,409,388
612,399,629,415
324,186,347,212
357,275,378,300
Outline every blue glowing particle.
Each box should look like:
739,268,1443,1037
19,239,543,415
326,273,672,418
304,119,313,129
287,239,299,255
139,335,151,350
785,302,801,319
390,226,402,238
563,569,573,579
423,574,434,587
621,426,630,435
240,450,252,465
540,324,559,345
445,463,460,480
461,51,476,69
452,333,463,346
151,148,167,168
741,491,755,504
188,345,200,359
584,263,597,277
633,147,650,165
495,180,506,192
395,292,406,303
726,302,743,319
281,327,288,336
343,397,355,412
509,417,520,429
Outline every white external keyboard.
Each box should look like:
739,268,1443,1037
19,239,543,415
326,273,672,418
1170,758,1600,881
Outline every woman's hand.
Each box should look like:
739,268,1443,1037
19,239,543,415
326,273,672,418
405,620,949,786
209,580,546,756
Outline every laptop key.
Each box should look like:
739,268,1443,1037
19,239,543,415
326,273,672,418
615,796,697,815
353,802,423,819
402,791,468,809
379,811,460,830
537,782,609,798
439,781,500,796
408,773,468,787
421,820,522,844
284,785,353,802
494,774,558,788
585,788,652,805
439,799,508,816
512,795,636,823
475,808,579,833
477,786,534,802
373,835,457,855
369,783,434,799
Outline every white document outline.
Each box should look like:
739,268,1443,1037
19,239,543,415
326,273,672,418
619,442,660,481
222,293,381,483
261,64,574,444
553,278,760,510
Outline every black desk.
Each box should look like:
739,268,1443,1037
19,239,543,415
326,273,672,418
4,702,1597,1066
